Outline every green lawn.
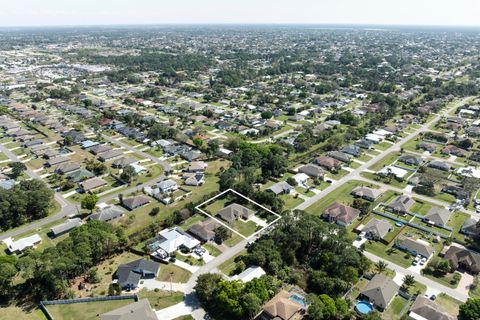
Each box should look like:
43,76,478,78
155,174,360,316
157,263,192,283
364,241,413,268
384,296,410,320
305,180,377,215
410,199,435,216
46,299,135,320
138,289,184,310
368,152,402,171
1,306,46,320
234,219,258,237
279,194,304,210
435,293,462,316
218,250,246,276
203,243,222,257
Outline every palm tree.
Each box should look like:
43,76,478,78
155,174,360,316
402,275,415,291
375,260,387,274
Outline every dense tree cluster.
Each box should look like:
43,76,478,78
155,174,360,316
195,273,281,319
0,179,54,231
1,221,126,301
241,214,369,297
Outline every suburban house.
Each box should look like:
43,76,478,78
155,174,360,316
114,259,160,290
341,144,362,157
50,218,83,237
88,206,125,222
80,177,108,193
323,202,360,226
46,156,70,167
408,296,455,320
292,173,309,186
184,173,205,186
386,195,415,215
158,179,178,193
361,218,392,240
417,142,437,153
461,218,480,237
217,203,254,223
395,237,434,259
423,207,451,227
67,169,95,183
63,130,86,144
398,154,423,166
442,145,468,157
360,274,399,310
100,299,158,320
122,195,151,210
428,160,451,172
112,157,138,168
188,161,208,172
355,139,374,149
187,218,222,242
148,227,200,256
267,181,294,195
3,234,42,254
259,290,304,320
443,246,480,274
315,156,342,171
378,166,408,179
442,185,469,200
55,162,81,174
88,144,112,155
351,186,383,201
99,149,124,162
326,151,351,163
232,266,266,283
298,164,324,179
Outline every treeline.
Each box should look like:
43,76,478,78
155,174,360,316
0,179,54,231
1,221,127,301
88,52,213,73
194,214,369,320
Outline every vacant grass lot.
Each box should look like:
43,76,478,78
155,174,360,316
305,180,378,215
383,296,411,320
46,299,134,320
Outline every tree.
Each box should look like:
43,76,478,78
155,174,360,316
286,177,297,186
402,275,415,291
214,226,230,244
240,292,262,319
120,165,137,184
9,162,26,179
261,111,273,119
81,194,99,213
459,298,480,320
375,260,387,274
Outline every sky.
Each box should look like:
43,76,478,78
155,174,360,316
0,0,479,27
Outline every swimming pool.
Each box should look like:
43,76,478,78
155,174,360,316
289,294,307,307
355,301,374,314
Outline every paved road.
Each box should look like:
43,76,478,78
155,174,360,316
363,251,468,302
294,102,462,212
102,134,172,172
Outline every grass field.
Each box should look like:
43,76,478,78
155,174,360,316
218,250,246,276
435,293,462,316
304,180,376,215
157,263,192,283
384,296,410,320
138,289,184,310
1,306,46,320
46,299,134,320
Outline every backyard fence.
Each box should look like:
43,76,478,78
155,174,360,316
39,294,138,320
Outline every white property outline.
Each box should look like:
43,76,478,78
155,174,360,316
195,188,282,241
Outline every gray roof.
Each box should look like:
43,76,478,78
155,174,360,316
298,164,324,178
88,206,124,222
362,218,392,239
409,296,456,320
268,181,294,195
387,195,415,213
99,149,124,161
351,186,383,200
112,157,138,168
218,203,254,222
361,274,399,309
396,237,434,258
80,177,107,191
50,218,83,236
425,207,451,226
122,195,151,210
101,299,157,320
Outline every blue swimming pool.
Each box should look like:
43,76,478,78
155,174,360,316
356,301,374,314
289,294,307,307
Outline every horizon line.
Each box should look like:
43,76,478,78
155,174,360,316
0,22,480,29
